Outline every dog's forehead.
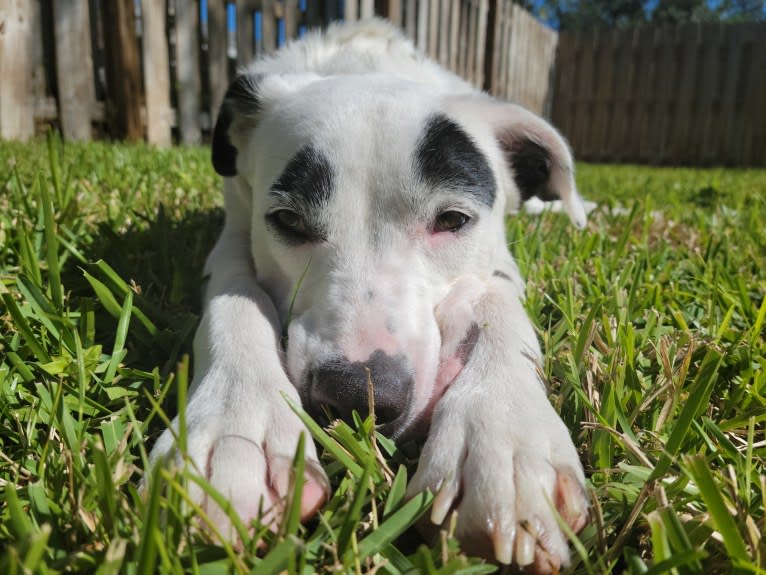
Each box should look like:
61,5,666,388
257,75,496,214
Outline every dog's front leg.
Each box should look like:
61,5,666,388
148,228,327,539
408,275,588,573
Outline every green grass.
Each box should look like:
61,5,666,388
1,135,764,574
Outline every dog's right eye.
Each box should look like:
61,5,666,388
271,209,306,233
267,209,316,243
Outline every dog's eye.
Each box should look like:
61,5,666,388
433,210,470,233
271,209,306,233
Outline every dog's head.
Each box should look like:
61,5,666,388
212,71,585,439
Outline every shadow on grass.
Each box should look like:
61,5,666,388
61,205,225,419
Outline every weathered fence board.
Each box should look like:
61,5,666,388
554,22,766,165
0,0,36,141
53,0,95,141
176,0,202,144
206,0,229,128
489,2,557,117
143,0,173,146
102,1,143,141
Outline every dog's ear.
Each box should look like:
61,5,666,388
491,102,586,227
212,72,323,177
452,97,587,227
212,73,262,177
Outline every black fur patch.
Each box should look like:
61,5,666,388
504,138,559,202
266,146,334,244
271,146,334,207
415,115,496,207
211,73,262,177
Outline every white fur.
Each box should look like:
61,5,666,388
149,19,588,572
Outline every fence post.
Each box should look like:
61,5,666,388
387,0,402,25
207,0,229,123
101,0,143,141
0,0,36,141
53,0,96,140
142,0,172,146
237,0,255,66
361,0,374,19
345,0,358,21
176,0,202,144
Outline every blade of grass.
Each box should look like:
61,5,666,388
1,293,51,363
283,393,363,477
357,489,433,560
281,432,307,538
649,349,722,482
104,291,133,384
38,173,63,310
383,465,409,518
682,454,749,563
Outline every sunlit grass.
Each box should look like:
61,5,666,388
1,136,764,573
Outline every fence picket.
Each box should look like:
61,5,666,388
143,0,172,146
103,1,143,140
207,0,229,126
54,0,95,141
176,0,202,144
0,0,35,141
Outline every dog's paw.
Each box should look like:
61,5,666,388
148,373,328,540
407,402,588,573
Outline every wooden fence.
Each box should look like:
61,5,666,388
0,0,557,146
553,23,766,166
1,2,764,166
490,1,558,117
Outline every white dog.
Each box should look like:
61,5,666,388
150,19,588,573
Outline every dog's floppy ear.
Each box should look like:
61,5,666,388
453,96,587,227
212,72,322,177
212,73,262,177
491,102,587,227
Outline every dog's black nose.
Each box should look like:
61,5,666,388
308,350,413,427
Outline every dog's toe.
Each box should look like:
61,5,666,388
267,454,329,520
554,464,589,533
201,432,328,539
205,435,274,538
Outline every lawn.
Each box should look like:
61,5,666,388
1,137,764,574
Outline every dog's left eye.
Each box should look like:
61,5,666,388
433,210,470,233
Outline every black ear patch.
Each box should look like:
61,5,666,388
504,138,559,202
211,73,262,177
415,114,496,207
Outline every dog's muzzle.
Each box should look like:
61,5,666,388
306,350,414,432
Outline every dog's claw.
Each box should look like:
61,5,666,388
431,479,459,525
491,521,514,565
515,523,536,567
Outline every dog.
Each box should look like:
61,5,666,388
149,19,589,573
